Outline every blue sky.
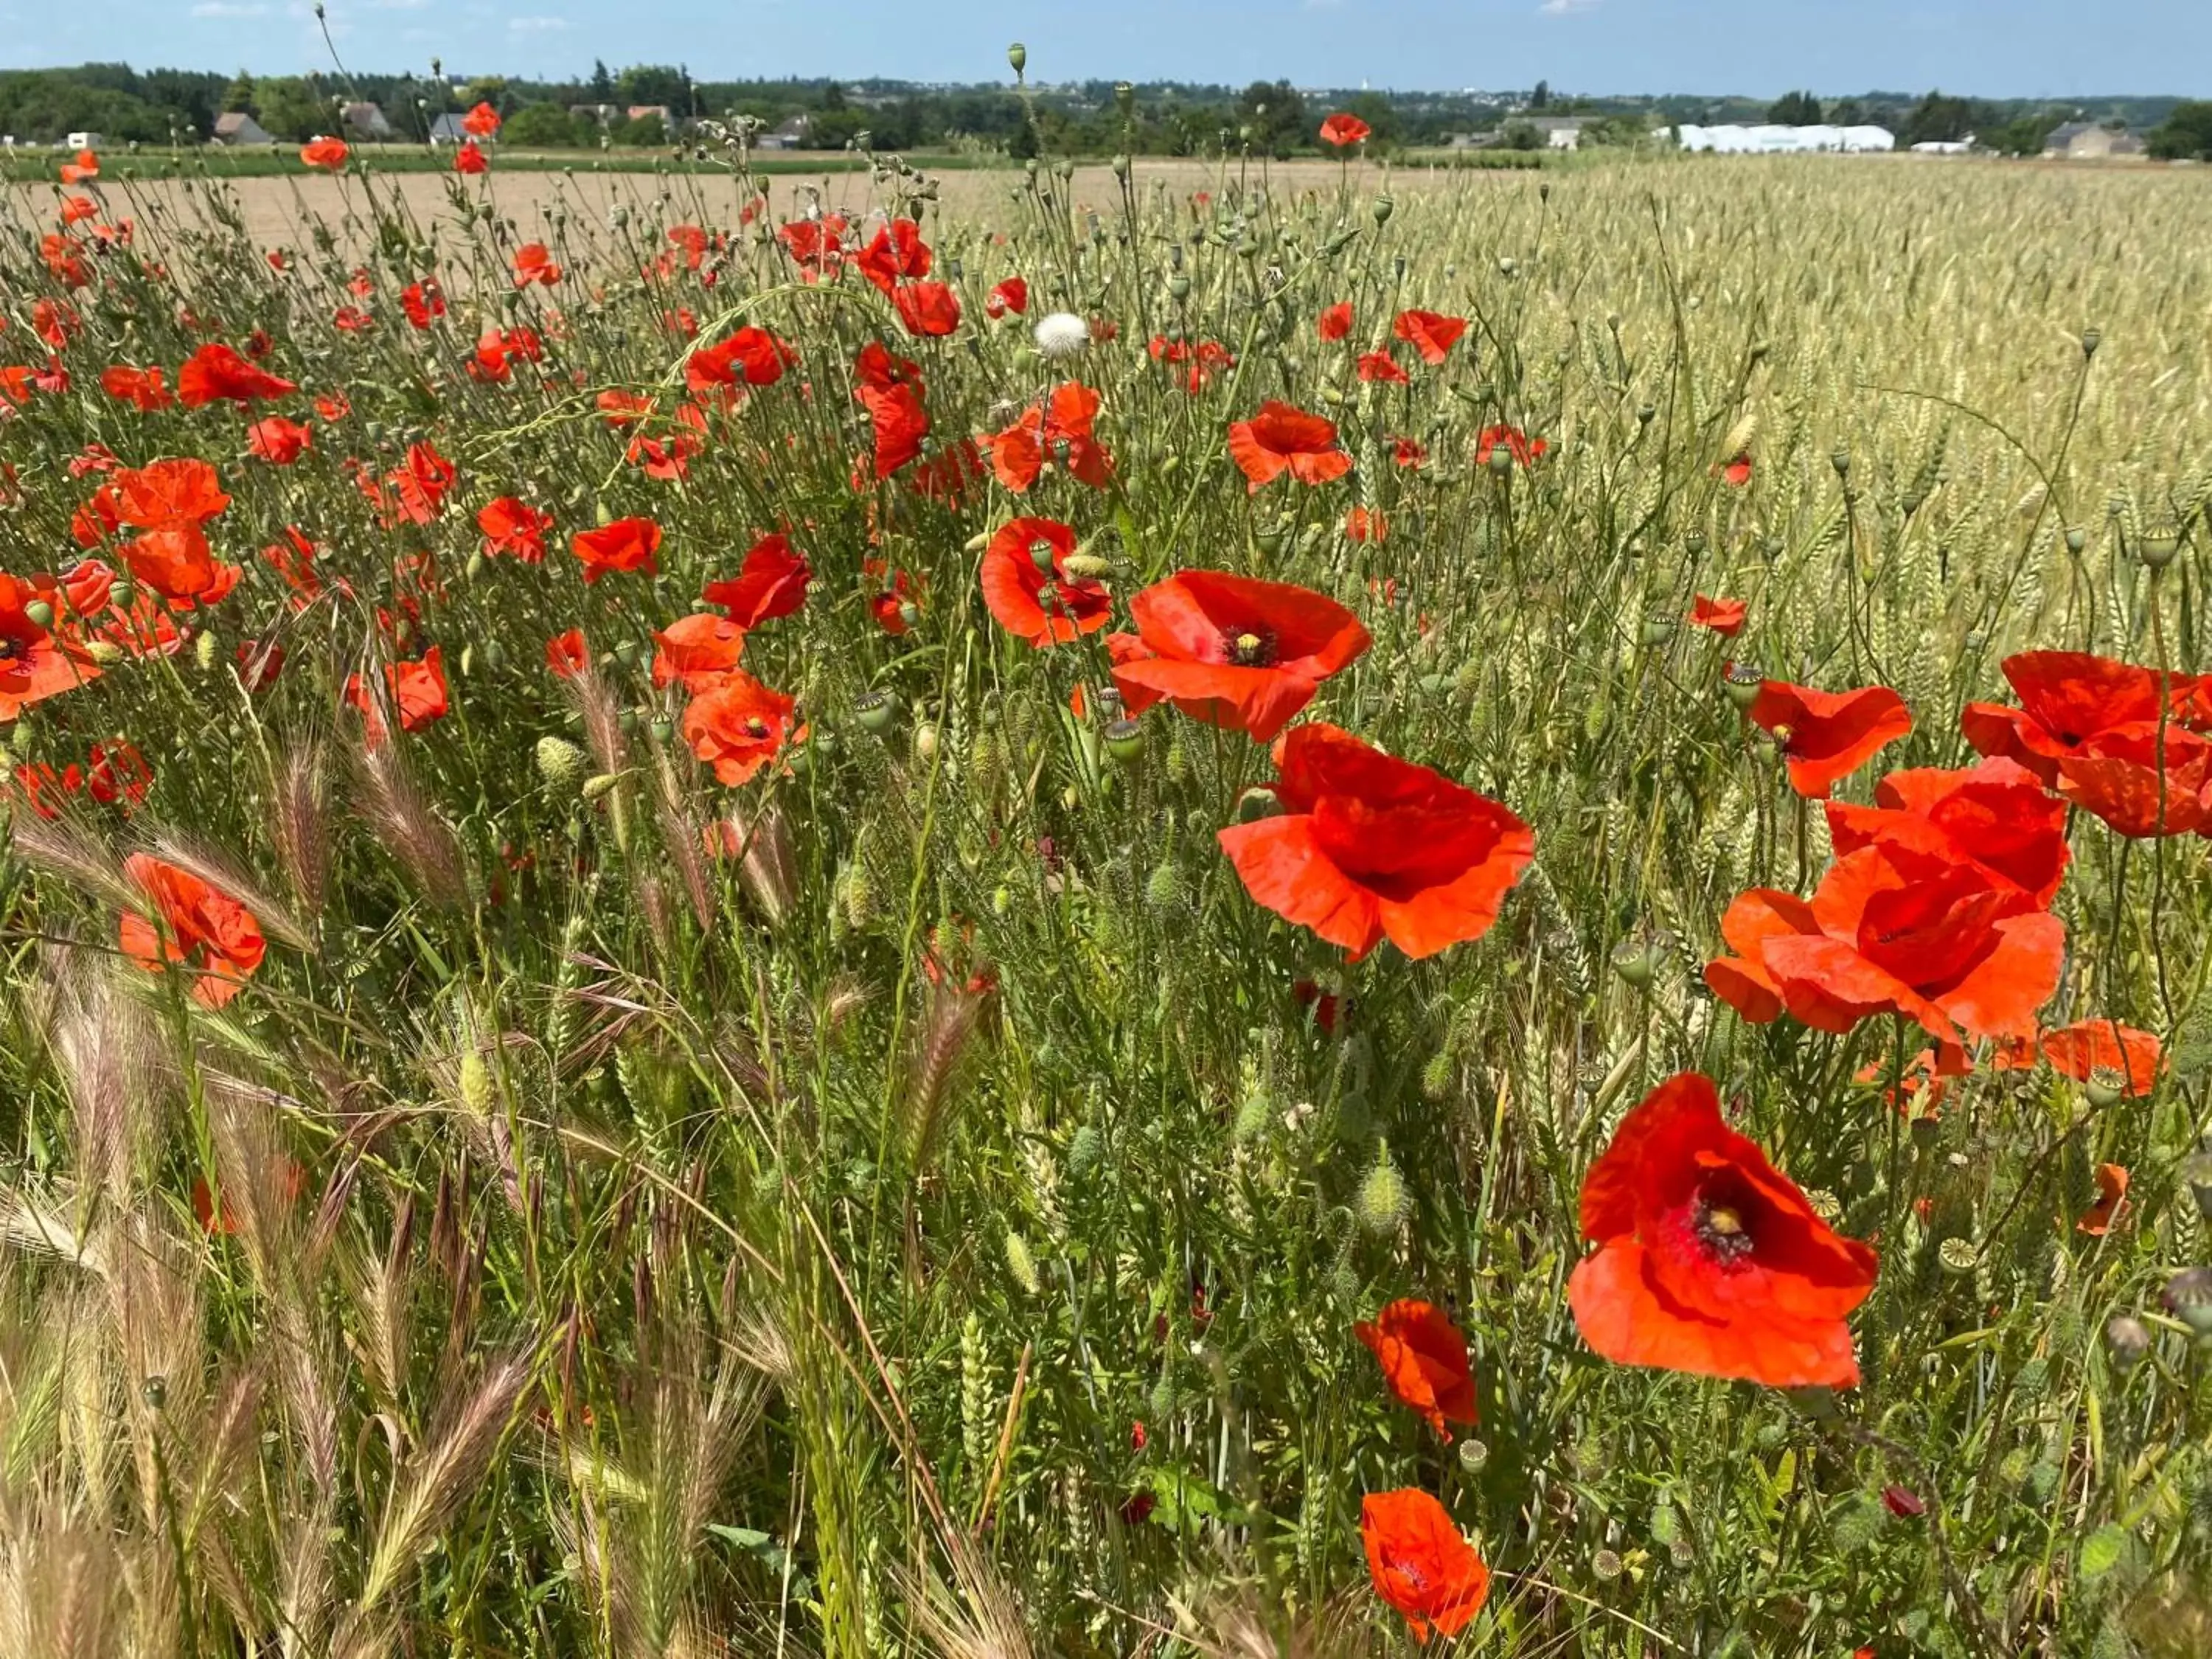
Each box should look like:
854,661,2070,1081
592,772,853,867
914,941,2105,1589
8,1,2211,97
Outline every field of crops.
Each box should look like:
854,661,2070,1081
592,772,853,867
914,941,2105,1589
4,120,2212,1658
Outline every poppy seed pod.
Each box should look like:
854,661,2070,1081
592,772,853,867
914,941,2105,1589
23,600,52,631
1611,933,1666,990
1372,194,1394,225
2163,1267,2212,1337
1722,661,1764,710
1938,1238,1977,1276
2081,327,2101,358
855,689,899,735
2182,1152,2212,1222
1104,716,1144,765
2106,1315,2152,1370
1831,448,1851,477
2084,1068,2126,1110
2065,527,2087,554
2138,529,2181,569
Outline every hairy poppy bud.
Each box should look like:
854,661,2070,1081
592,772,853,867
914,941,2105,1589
1356,1142,1409,1234
1004,1228,1039,1294
459,1050,493,1113
536,736,589,796
911,722,939,763
2106,1315,2152,1371
1062,552,1110,579
86,641,126,666
856,689,899,735
1233,785,1280,824
581,773,619,802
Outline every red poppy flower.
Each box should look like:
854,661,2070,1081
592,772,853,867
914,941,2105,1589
1391,436,1429,468
453,141,489,176
536,628,587,681
1569,1072,1878,1388
627,428,703,482
0,573,100,720
478,496,553,563
461,100,501,137
868,562,921,634
1706,845,2065,1047
704,532,812,627
1354,1300,1477,1440
400,281,446,330
985,276,1029,318
88,740,152,810
299,136,349,170
176,344,297,408
1392,310,1466,366
1346,506,1388,543
60,558,114,618
777,213,849,281
981,518,1111,647
333,305,374,333
1317,301,1353,342
1227,401,1352,491
2041,1020,2162,1096
1219,723,1534,963
1107,570,1369,742
246,416,313,466
855,340,923,394
59,195,99,227
860,382,929,479
112,458,231,531
2078,1164,2129,1236
100,364,172,412
986,383,1113,493
891,281,962,338
345,647,450,743
2064,723,2212,838
1963,650,2199,782
1319,112,1374,148
571,517,662,584
1475,425,1548,468
58,147,99,185
1745,680,1913,799
1688,595,1746,636
118,853,266,1009
687,325,796,393
1721,452,1753,487
651,611,749,694
1823,757,2070,908
1361,1490,1488,1643
855,218,932,296
10,761,83,820
1357,351,1410,385
512,243,563,288
682,670,799,785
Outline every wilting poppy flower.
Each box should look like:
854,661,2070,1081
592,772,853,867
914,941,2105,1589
118,853,266,1008
315,392,350,422
1219,723,1534,962
651,611,749,694
1475,425,1548,468
860,382,929,478
58,147,99,184
855,218,931,295
1568,1072,1879,1388
512,243,563,287
400,281,446,330
1721,452,1754,487
345,648,450,742
59,195,99,227
986,383,1113,493
299,136,349,170
177,344,297,408
1688,595,1746,636
1228,400,1352,491
2041,1020,2162,1097
571,517,662,584
526,633,584,692
1745,679,1913,799
88,740,152,810
1357,351,1410,386
627,427,703,482
453,141,489,176
1319,112,1374,148
1361,1490,1489,1643
1107,570,1369,742
100,364,172,412
1392,310,1466,365
980,518,1111,647
704,532,812,627
1705,844,2065,1047
891,281,962,338
478,497,553,563
0,573,99,720
2078,1164,2129,1236
682,670,799,785
246,416,313,465
1354,1299,1477,1440
1882,1485,1928,1520
985,276,1029,318
1824,757,2069,908
462,100,501,137
1317,301,1353,341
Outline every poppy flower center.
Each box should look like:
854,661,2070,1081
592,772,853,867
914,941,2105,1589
1694,1197,1756,1266
743,717,771,740
1223,626,1279,668
0,638,19,661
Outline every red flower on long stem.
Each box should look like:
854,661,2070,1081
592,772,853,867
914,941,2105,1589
0,572,100,720
985,383,1113,493
2039,1020,2162,1097
571,518,662,584
1475,425,1548,467
704,533,812,627
478,496,554,563
1823,757,2070,908
1227,401,1352,491
345,648,450,745
980,518,1111,647
1687,594,1746,636
1392,310,1466,365
1319,113,1373,148
1218,723,1534,963
299,136,349,170
1745,679,1913,799
651,612,749,694
1317,302,1353,341
682,671,799,784
119,854,266,1008
1107,570,1368,742
1361,1490,1489,1644
1569,1072,1879,1387
176,344,296,408
1355,1300,1477,1441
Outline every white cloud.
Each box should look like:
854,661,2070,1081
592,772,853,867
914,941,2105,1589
192,1,270,15
508,13,568,28
1538,0,1599,13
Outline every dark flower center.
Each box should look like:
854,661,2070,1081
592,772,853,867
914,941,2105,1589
1222,626,1279,668
0,638,19,662
1694,1197,1756,1266
744,717,770,740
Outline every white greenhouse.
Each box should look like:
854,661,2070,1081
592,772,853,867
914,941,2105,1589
1672,124,1897,154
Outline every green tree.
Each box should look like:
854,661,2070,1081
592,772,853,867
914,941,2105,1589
1531,80,1550,110
1986,111,2063,156
617,65,687,108
1767,91,1822,125
257,77,331,142
462,76,509,115
2149,101,2212,160
502,101,577,147
588,60,616,102
1827,97,1866,126
1499,119,1544,151
616,112,667,147
1902,89,1986,145
221,69,257,117
1236,79,1306,156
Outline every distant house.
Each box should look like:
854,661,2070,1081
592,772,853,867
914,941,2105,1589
340,101,393,140
625,104,675,131
757,114,812,150
212,112,274,146
427,114,477,145
62,131,105,151
2045,122,2144,160
1910,140,1973,156
1526,116,1586,150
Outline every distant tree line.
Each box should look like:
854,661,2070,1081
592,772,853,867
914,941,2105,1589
0,63,2192,161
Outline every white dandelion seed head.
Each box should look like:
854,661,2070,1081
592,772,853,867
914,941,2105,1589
1034,312,1089,359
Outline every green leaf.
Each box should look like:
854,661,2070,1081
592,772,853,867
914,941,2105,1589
2079,1522,2128,1581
